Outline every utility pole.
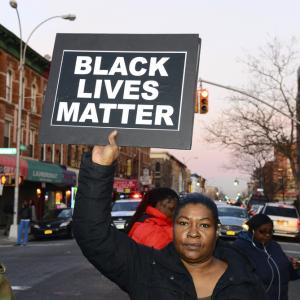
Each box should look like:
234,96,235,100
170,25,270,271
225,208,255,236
296,67,300,211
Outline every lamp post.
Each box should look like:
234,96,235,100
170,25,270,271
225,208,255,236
9,0,76,239
296,67,300,210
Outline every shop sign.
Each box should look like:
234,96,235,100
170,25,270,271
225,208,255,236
113,178,139,192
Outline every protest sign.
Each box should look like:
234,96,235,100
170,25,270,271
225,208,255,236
39,34,201,149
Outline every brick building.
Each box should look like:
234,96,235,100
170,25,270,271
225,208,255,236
150,151,191,193
0,24,151,226
251,148,296,202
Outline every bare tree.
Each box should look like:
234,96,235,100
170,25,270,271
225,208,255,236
206,37,299,187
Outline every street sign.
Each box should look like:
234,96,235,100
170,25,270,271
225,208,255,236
0,148,17,155
20,144,27,151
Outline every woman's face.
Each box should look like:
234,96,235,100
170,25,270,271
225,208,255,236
253,223,273,245
173,203,217,264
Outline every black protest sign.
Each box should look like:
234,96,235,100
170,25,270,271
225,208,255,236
40,34,201,149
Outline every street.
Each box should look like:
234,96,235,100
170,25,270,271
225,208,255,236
0,238,129,300
0,238,299,299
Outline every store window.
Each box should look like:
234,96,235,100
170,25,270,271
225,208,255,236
6,70,13,103
155,162,161,175
28,129,35,157
4,121,11,147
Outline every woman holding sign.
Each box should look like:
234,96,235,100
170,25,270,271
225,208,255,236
73,131,267,300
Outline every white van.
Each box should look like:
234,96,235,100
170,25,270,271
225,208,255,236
261,203,300,239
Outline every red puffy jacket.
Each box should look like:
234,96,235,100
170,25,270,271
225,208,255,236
128,206,173,249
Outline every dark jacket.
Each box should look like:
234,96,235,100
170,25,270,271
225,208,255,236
19,205,32,220
234,231,297,300
73,153,267,300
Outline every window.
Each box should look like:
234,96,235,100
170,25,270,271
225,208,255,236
31,84,37,113
28,129,35,157
155,162,161,175
6,70,13,102
3,121,11,147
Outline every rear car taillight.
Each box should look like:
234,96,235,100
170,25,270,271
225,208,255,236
297,220,300,229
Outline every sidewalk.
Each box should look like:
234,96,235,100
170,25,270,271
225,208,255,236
0,229,16,246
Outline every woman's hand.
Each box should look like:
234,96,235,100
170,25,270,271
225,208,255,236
288,256,300,269
92,130,119,166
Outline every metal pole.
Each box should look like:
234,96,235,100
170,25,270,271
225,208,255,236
9,2,76,239
138,149,141,180
199,78,300,126
9,4,23,239
296,67,300,210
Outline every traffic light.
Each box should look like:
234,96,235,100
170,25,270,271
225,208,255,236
199,88,209,114
195,88,209,114
195,89,200,113
1,175,7,185
0,174,23,186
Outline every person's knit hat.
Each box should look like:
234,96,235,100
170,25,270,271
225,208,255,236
246,214,273,231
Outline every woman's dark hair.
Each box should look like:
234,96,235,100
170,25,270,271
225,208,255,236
174,193,219,226
246,213,273,231
125,187,179,233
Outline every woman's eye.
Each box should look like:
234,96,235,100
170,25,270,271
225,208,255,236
178,221,188,226
199,223,210,228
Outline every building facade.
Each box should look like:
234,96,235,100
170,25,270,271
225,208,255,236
0,24,151,226
150,151,191,193
250,148,297,202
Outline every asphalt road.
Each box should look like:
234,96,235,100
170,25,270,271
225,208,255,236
0,237,299,300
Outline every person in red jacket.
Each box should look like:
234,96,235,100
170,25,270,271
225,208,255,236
126,187,179,249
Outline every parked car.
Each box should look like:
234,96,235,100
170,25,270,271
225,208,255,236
111,199,141,230
260,202,300,239
31,208,73,239
217,204,249,239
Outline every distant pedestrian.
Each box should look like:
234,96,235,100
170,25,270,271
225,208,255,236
16,201,32,246
234,214,300,300
126,187,179,249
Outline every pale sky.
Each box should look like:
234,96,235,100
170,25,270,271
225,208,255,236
1,0,300,197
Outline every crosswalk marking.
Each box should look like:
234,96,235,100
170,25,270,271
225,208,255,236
12,286,31,291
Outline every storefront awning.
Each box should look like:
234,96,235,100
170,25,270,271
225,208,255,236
62,169,77,186
25,159,64,184
0,155,77,186
0,155,28,177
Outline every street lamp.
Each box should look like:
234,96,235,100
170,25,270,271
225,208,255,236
9,0,76,239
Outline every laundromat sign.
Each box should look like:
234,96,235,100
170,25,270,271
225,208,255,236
40,34,201,149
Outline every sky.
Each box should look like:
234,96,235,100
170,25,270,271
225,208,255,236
1,0,300,197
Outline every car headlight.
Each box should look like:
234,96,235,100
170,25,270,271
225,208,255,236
59,221,71,227
242,223,249,231
33,224,40,229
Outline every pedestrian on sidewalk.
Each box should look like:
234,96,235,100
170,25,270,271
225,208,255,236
126,187,179,249
16,200,32,246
